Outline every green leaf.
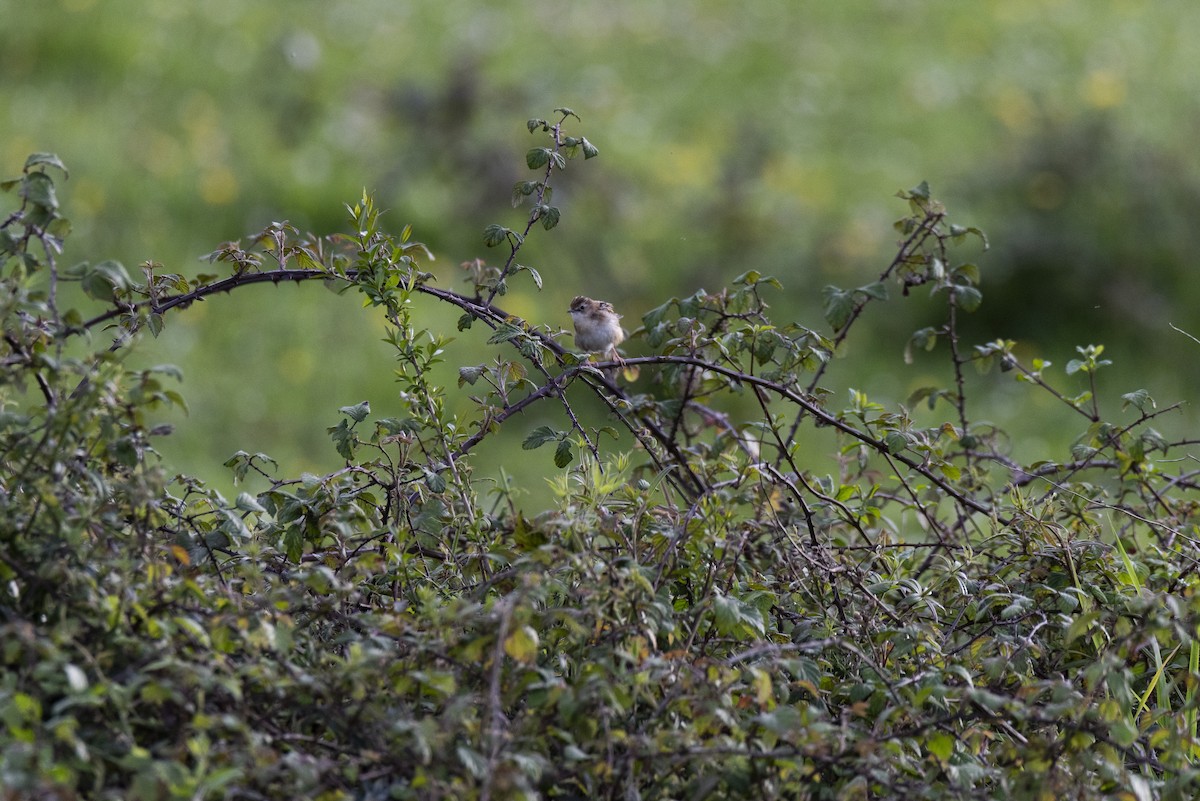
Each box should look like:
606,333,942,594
526,148,551,170
511,180,539,207
1065,611,1101,645
908,180,931,200
483,224,510,247
327,418,356,460
424,469,446,493
538,205,561,230
146,312,165,337
950,224,989,249
1121,389,1154,412
955,262,981,285
822,286,855,330
952,286,982,312
24,152,68,179
20,171,58,211
523,265,543,289
523,426,560,450
927,731,955,762
1110,719,1139,748
553,438,574,468
858,281,888,301
712,593,765,640
883,432,908,454
904,327,938,365
504,625,539,663
458,365,485,386
487,323,525,345
81,259,131,301
339,401,371,423
581,137,599,159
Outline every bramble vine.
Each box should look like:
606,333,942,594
5,112,1200,800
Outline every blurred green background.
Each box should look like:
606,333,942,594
5,0,1200,502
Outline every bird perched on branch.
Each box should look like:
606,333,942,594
568,295,626,380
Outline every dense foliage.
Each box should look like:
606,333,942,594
4,112,1200,800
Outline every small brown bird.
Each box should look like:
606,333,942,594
568,295,626,378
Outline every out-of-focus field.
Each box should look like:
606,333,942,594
5,0,1200,503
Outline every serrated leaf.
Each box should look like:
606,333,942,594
523,426,560,450
554,438,574,468
146,312,165,337
821,286,855,330
581,137,599,159
424,469,446,493
526,147,550,170
458,365,485,386
1121,389,1154,412
487,323,524,345
482,224,509,247
339,400,370,423
539,206,561,230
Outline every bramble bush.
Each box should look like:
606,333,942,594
3,109,1200,800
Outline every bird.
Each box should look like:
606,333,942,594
568,296,626,379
